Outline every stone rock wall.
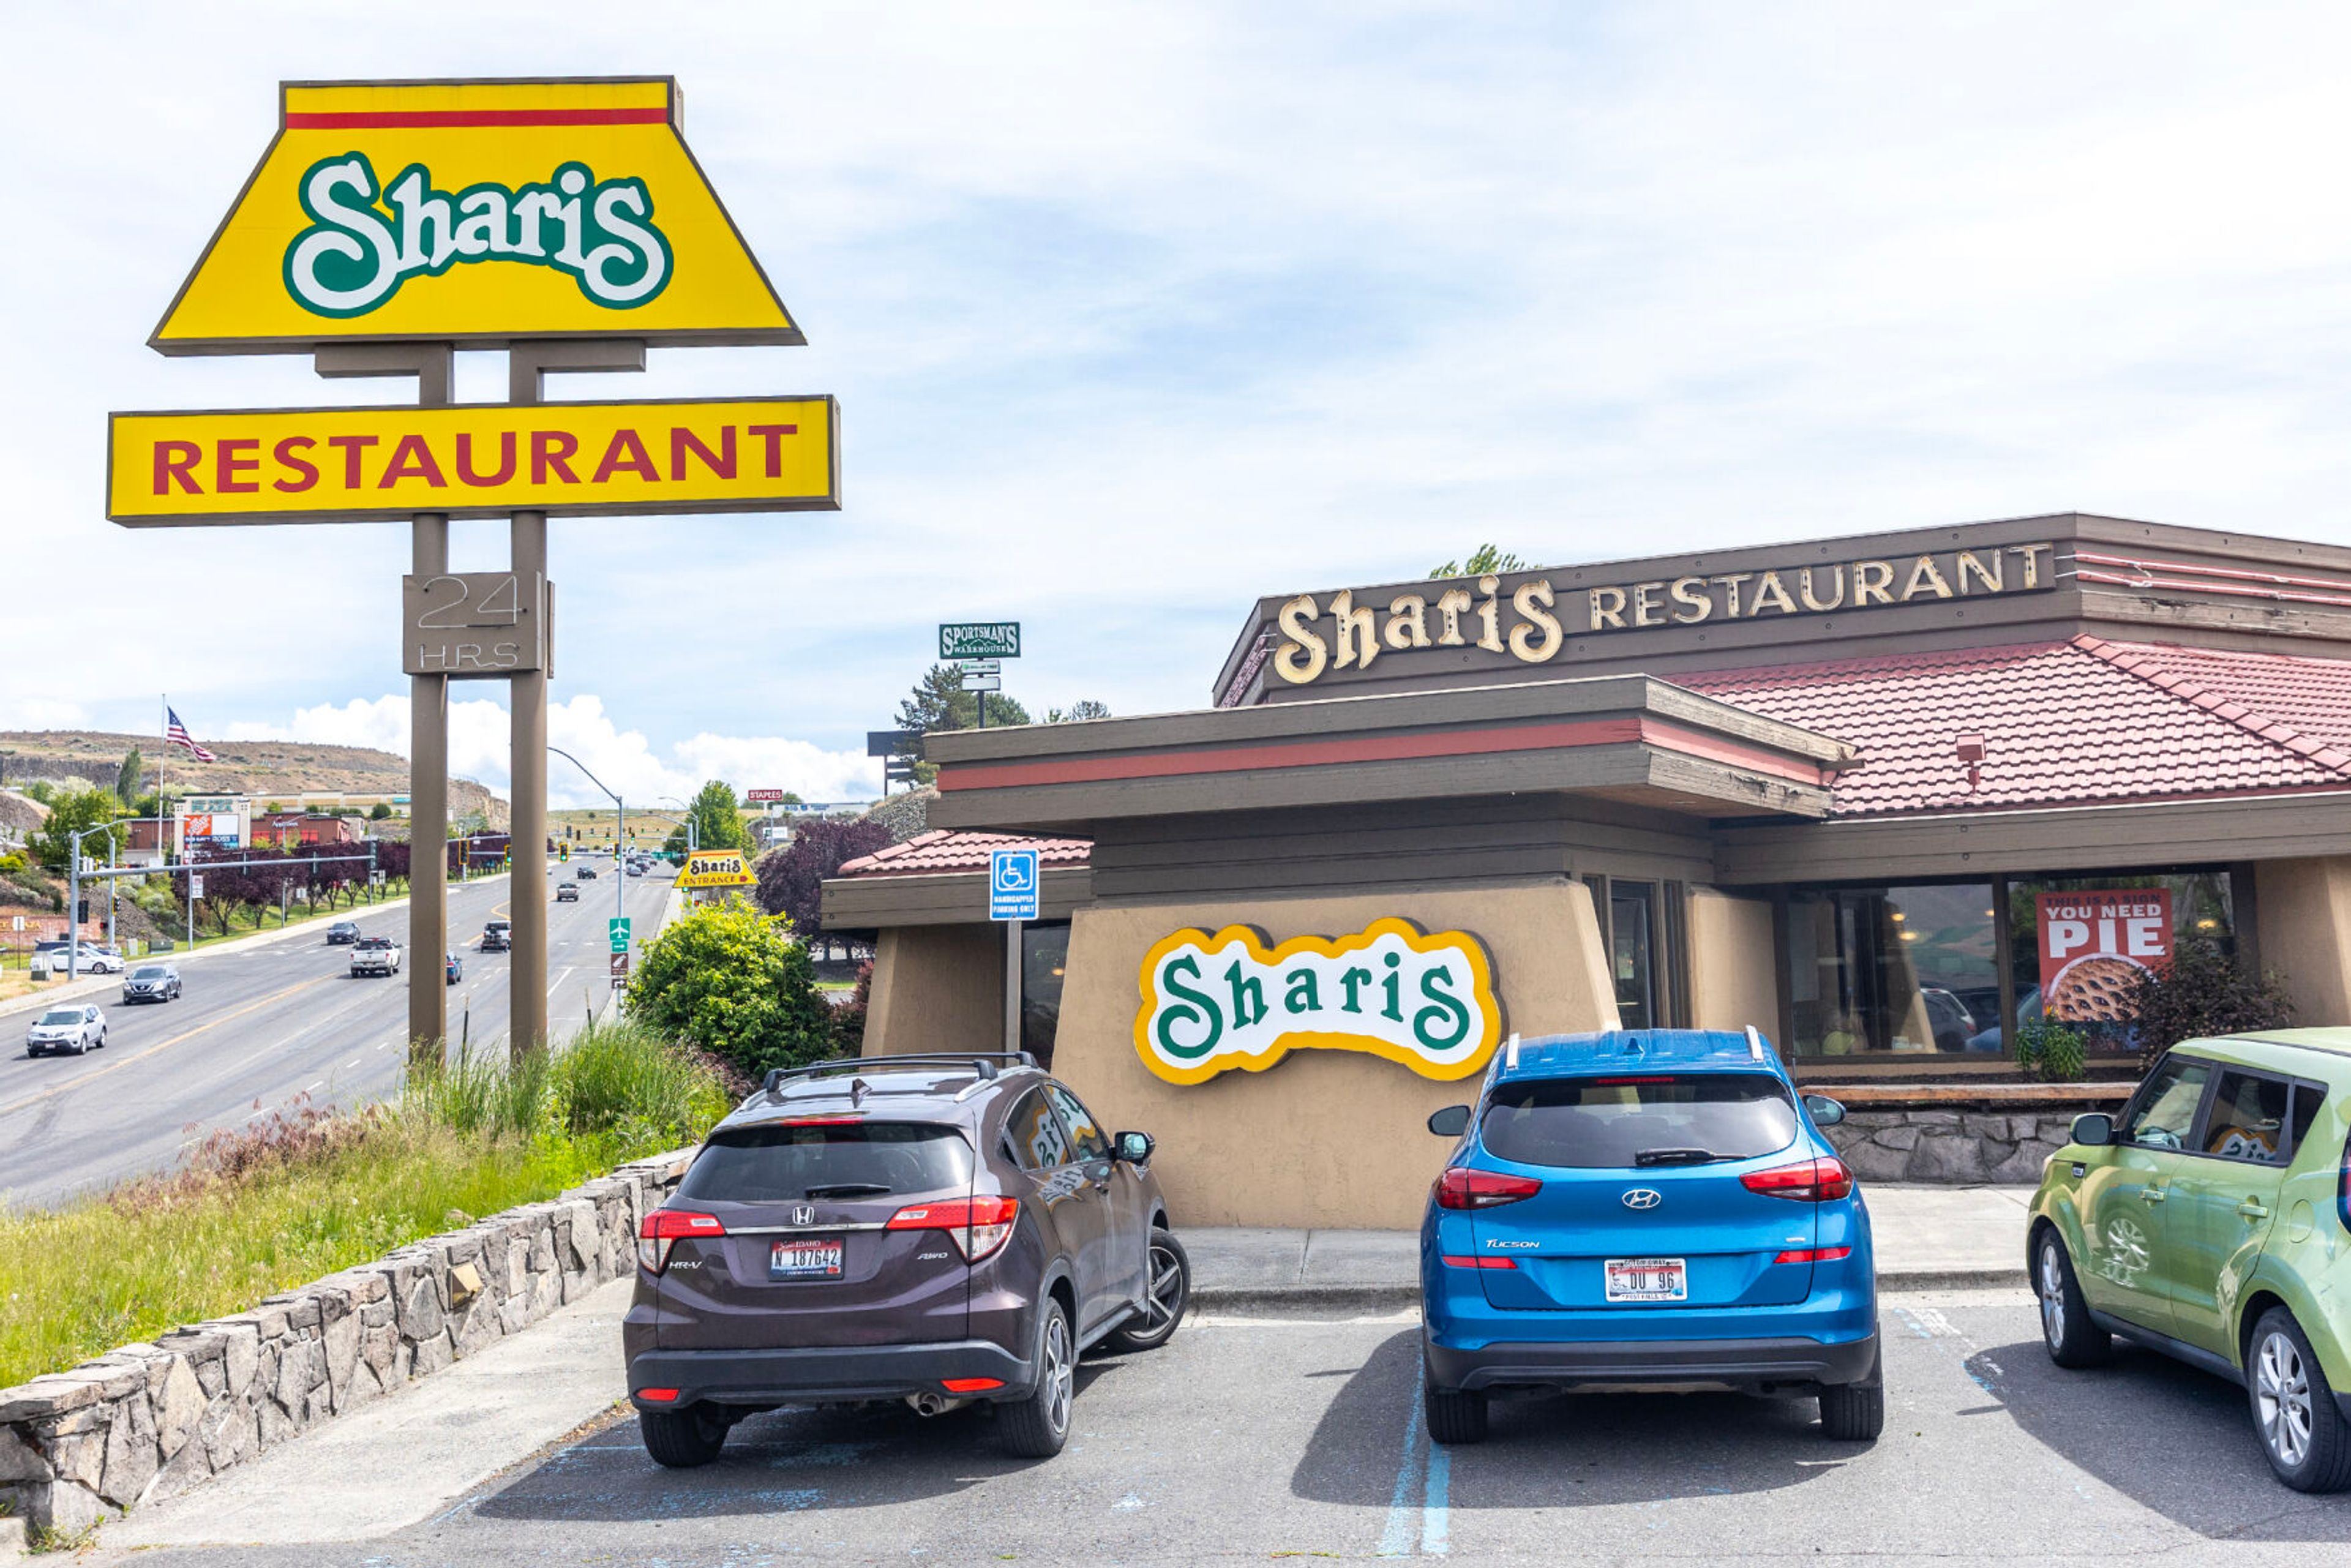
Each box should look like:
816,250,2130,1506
0,1149,690,1539
1825,1109,2082,1184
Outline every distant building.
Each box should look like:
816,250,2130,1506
254,812,364,849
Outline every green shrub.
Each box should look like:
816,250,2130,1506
2121,937,2297,1066
625,895,834,1078
2013,1018,2088,1082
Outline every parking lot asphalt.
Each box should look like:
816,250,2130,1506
0,862,670,1208
84,1287,2351,1567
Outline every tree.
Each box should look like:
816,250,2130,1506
1044,700,1112,724
1430,544,1527,577
2121,937,2297,1066
29,787,125,873
370,802,394,820
662,779,749,856
895,664,1033,781
625,895,834,1078
832,959,875,1054
116,748,144,806
754,816,892,932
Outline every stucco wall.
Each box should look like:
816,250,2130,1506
1048,879,1619,1229
2256,857,2351,1027
864,923,1007,1057
1685,888,1780,1037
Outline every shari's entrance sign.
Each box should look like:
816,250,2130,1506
1269,543,2057,688
108,397,838,523
151,78,798,353
1135,918,1501,1085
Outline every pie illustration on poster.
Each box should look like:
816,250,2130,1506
2036,890,2173,1021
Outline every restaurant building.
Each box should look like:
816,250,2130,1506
823,514,2351,1227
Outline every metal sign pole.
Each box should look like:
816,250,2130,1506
1005,917,1023,1055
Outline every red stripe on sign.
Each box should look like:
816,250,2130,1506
283,108,670,129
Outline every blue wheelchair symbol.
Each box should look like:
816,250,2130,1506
990,849,1040,918
992,852,1037,893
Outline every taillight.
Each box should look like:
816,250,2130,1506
888,1196,1021,1262
1742,1157,1853,1202
1773,1246,1853,1264
636,1387,680,1403
1439,1255,1519,1269
1434,1168,1543,1209
637,1209,724,1274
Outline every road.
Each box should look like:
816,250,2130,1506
87,1287,2349,1566
0,858,672,1210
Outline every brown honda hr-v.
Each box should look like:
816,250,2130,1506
623,1053,1190,1463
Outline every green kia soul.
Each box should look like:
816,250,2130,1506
2029,1030,2351,1491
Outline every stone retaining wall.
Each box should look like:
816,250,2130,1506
0,1147,691,1540
1825,1109,2087,1184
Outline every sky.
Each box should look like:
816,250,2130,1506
11,2,2351,806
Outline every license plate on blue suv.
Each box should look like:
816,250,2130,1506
1605,1257,1687,1302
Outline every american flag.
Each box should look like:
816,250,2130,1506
165,708,217,763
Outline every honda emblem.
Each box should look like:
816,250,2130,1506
792,1204,816,1226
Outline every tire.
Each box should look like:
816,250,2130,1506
998,1297,1076,1458
638,1404,729,1468
1105,1229,1190,1353
1819,1380,1884,1441
2034,1228,2112,1368
2246,1308,2351,1492
1424,1359,1489,1446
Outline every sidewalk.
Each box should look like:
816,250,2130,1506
1184,1184,2034,1312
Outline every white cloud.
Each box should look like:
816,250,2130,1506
227,694,880,809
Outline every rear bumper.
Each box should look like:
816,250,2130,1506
626,1340,1033,1411
1427,1328,1880,1394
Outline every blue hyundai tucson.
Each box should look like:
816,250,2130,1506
1419,1027,1881,1444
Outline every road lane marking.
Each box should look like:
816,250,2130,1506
0,977,333,1120
345,1057,361,1068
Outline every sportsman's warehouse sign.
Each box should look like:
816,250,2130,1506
1134,918,1501,1085
1268,542,2057,686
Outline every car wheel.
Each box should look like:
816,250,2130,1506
2248,1308,2351,1492
1818,1379,1884,1441
2034,1228,2111,1368
1106,1228,1191,1353
999,1297,1076,1458
1424,1356,1489,1445
637,1404,729,1468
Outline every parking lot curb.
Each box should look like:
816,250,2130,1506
1189,1264,2027,1317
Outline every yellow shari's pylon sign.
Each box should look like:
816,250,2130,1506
108,397,838,524
676,850,755,889
153,78,799,354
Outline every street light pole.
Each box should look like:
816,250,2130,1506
549,745,629,961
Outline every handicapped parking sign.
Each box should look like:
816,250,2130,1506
989,848,1040,921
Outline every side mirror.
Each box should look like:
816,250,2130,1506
1115,1130,1155,1163
1802,1093,1846,1128
1427,1104,1471,1138
2071,1112,2115,1148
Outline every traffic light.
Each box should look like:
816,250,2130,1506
76,899,90,924
559,843,570,862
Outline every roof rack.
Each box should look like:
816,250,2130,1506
762,1052,1038,1100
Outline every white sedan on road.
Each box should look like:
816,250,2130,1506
27,1003,107,1057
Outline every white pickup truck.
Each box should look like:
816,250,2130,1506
350,936,403,977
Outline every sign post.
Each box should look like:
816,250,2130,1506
117,77,838,1065
990,847,1040,1057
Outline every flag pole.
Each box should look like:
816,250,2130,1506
159,694,168,863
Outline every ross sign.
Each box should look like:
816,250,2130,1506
1136,918,1501,1086
940,622,1020,660
989,848,1040,921
400,571,544,677
675,849,753,888
108,397,839,525
2036,889,2173,1022
1267,543,2059,688
745,789,786,803
151,78,800,355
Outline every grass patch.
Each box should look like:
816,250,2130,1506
0,1020,731,1390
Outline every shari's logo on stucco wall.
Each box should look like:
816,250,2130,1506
1269,543,2056,686
1134,918,1501,1085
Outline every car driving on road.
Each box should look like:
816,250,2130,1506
121,964,182,1003
481,920,511,951
350,936,402,977
2030,1029,2351,1491
27,1003,106,1057
556,883,580,903
326,921,361,945
1419,1028,1880,1446
446,952,463,985
33,941,124,975
624,1053,1190,1466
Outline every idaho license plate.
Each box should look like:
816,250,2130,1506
1604,1257,1687,1302
770,1237,844,1280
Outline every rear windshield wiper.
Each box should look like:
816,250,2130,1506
1635,1147,1731,1166
803,1183,892,1198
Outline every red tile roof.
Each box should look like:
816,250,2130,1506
836,828,1092,877
1681,636,2351,819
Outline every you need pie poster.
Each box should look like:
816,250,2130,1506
2036,890,2173,1021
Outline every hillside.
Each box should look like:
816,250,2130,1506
0,730,507,827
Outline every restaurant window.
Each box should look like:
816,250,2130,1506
1020,921,1071,1069
2004,871,2233,1058
1610,880,1659,1030
1783,883,1999,1056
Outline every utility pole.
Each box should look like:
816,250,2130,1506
66,829,81,981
